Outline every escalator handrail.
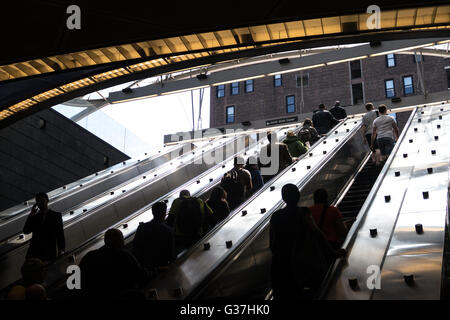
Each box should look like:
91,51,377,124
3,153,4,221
171,123,323,264
184,118,360,299
316,107,418,300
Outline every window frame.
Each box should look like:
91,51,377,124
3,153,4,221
413,53,424,63
386,53,396,67
226,106,235,123
285,95,296,113
384,79,396,98
273,74,282,87
216,84,225,98
230,82,240,95
244,79,254,93
402,75,414,95
296,72,309,87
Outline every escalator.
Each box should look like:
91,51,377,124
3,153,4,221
0,132,256,291
132,117,367,300
0,124,298,296
0,143,192,242
320,101,450,300
336,156,383,229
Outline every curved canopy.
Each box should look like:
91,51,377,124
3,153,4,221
0,1,449,128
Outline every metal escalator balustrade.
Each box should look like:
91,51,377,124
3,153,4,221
0,142,193,242
14,125,293,296
322,101,450,300
0,131,253,291
142,117,366,300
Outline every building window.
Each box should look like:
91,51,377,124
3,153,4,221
386,53,396,67
286,95,295,113
231,82,239,95
413,53,424,63
350,60,362,79
385,79,395,98
217,85,225,98
226,106,235,123
273,74,282,87
403,75,414,95
296,73,309,87
351,83,364,105
245,80,254,93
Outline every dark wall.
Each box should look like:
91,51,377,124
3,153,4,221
0,108,129,211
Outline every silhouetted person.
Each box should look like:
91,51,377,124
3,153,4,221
298,118,321,147
329,101,347,120
270,184,337,300
23,193,65,262
133,202,175,271
309,189,348,250
167,190,213,252
284,130,308,158
312,104,339,134
206,187,230,226
220,156,252,210
79,228,149,299
260,133,293,183
244,156,264,195
6,258,46,300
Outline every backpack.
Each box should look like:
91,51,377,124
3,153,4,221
221,169,245,199
298,128,312,144
176,197,203,235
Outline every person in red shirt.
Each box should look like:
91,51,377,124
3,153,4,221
309,189,348,250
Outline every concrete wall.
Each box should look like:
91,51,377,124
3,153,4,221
0,108,129,211
210,54,450,127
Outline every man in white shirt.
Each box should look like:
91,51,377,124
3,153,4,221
361,103,381,165
371,105,399,162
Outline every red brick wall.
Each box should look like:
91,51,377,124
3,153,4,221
210,54,449,127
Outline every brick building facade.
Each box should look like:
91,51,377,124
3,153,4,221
210,54,450,127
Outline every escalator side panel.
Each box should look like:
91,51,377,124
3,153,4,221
194,128,369,299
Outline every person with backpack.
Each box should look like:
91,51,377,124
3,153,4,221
329,101,347,120
244,156,264,195
206,187,230,226
309,189,348,250
312,104,340,134
220,156,252,210
259,132,293,183
297,118,320,148
132,202,175,271
371,104,399,162
283,130,308,158
270,184,344,300
166,190,213,252
361,103,381,165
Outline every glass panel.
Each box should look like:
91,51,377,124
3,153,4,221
303,18,324,36
231,82,239,95
284,21,306,38
396,8,416,27
387,54,395,67
403,77,412,86
249,25,271,42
